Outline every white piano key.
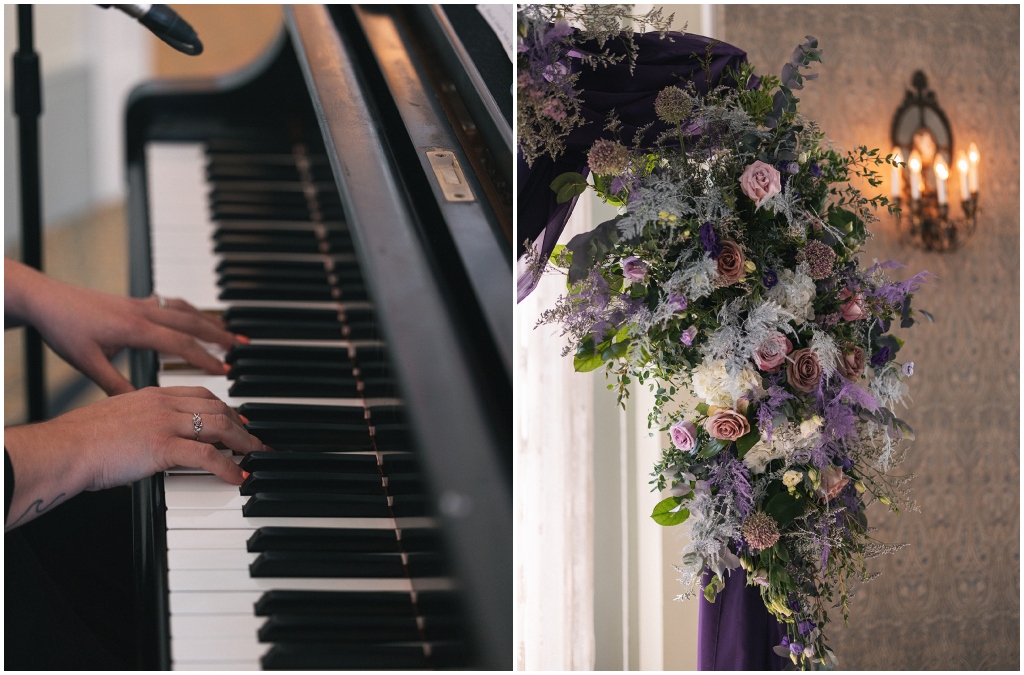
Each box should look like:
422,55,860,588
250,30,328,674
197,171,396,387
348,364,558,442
169,591,263,615
165,509,398,530
172,660,262,671
171,636,268,663
167,529,254,550
168,569,419,593
156,371,384,408
164,478,246,509
170,614,263,639
168,549,259,570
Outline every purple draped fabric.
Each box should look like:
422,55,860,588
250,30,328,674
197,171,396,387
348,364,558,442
698,570,788,671
517,31,753,301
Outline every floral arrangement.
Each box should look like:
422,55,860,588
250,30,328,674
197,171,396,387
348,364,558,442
531,32,934,670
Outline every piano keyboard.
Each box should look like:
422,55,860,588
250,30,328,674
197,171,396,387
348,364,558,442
147,138,466,670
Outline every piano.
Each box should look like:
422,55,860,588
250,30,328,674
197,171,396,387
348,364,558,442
125,6,511,670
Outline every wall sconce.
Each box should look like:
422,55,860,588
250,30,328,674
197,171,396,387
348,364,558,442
890,71,979,252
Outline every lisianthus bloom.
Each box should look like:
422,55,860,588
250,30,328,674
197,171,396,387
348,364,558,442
739,160,782,208
669,420,698,452
782,470,803,487
621,256,648,281
667,293,688,312
902,361,914,376
838,289,867,321
680,326,698,346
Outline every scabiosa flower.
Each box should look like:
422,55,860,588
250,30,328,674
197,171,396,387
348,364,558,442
870,345,892,367
803,240,837,280
741,511,780,550
808,161,822,177
762,268,779,289
680,326,698,346
699,222,721,258
587,139,630,176
667,293,688,312
654,85,693,124
902,361,914,377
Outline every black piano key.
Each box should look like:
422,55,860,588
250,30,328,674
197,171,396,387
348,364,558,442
258,614,460,643
229,375,361,398
249,551,407,578
242,492,389,518
227,319,345,340
391,494,429,518
241,421,372,447
220,281,345,301
211,190,310,206
239,471,384,496
261,643,444,670
247,527,401,553
227,358,356,379
207,164,301,181
239,451,378,473
381,454,418,475
373,423,412,450
214,233,320,253
235,402,367,424
385,473,425,495
216,258,342,275
360,378,398,397
226,344,361,365
368,405,407,425
254,590,416,617
218,267,331,285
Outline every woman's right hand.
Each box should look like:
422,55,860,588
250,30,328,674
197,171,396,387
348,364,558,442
5,386,268,531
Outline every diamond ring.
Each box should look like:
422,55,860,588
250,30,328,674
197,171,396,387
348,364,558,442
154,294,168,309
193,413,203,441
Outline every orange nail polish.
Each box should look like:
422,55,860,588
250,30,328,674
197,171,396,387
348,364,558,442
236,335,251,344
239,415,250,424
223,363,232,373
241,470,250,479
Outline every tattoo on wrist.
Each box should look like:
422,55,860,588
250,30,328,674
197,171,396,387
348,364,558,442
9,492,66,527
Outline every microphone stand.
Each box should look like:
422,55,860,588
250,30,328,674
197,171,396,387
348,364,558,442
14,5,46,422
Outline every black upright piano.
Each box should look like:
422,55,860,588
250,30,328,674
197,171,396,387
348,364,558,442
125,5,510,669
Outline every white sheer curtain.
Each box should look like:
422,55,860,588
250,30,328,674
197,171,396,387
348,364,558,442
513,198,596,670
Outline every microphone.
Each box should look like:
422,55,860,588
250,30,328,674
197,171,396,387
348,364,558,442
100,5,203,56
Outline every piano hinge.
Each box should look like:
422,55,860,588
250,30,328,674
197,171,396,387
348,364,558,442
426,150,475,202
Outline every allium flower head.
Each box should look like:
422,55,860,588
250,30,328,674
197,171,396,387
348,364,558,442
587,139,630,176
742,511,780,550
803,240,837,280
654,86,693,124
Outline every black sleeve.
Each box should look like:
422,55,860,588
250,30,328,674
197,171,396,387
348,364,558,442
6,448,13,521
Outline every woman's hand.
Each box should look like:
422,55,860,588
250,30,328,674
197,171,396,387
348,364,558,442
5,386,267,531
5,258,243,395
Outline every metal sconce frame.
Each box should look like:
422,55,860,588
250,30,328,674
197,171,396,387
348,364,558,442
890,70,978,252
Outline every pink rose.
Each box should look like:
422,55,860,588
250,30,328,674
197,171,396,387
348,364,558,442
670,420,699,452
739,160,782,208
838,289,867,322
819,466,850,502
836,344,865,380
706,409,751,441
752,333,793,373
786,348,822,393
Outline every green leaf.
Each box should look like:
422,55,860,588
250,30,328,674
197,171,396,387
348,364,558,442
549,244,567,264
573,340,604,373
695,402,710,416
698,438,728,459
735,428,761,459
774,542,790,562
651,497,690,526
765,490,805,528
600,339,630,362
550,172,589,204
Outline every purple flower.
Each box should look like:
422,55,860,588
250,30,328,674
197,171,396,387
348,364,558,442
783,161,800,175
699,222,722,258
621,256,648,281
541,61,570,83
798,620,815,635
544,18,574,41
780,637,790,648
902,361,914,377
669,420,699,452
870,345,892,367
808,161,822,177
789,642,804,655
762,269,779,289
667,293,688,312
680,326,698,346
839,456,854,471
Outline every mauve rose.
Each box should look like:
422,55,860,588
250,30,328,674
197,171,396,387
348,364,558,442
622,256,648,281
836,344,865,380
752,333,793,373
670,420,699,452
739,160,783,208
706,409,751,441
716,241,746,283
819,466,850,502
786,348,822,393
838,289,867,321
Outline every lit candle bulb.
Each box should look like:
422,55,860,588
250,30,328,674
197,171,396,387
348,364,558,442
908,150,922,201
891,147,903,199
967,142,980,194
933,154,948,205
956,151,970,202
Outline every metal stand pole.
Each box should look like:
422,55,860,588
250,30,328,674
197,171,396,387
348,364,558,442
15,5,46,421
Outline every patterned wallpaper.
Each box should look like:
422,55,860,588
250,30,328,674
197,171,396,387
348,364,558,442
723,5,1019,669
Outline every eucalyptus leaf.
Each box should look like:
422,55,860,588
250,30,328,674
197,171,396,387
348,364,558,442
550,172,589,204
695,402,710,416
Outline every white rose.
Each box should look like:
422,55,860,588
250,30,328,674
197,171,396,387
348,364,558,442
768,268,816,322
799,415,823,438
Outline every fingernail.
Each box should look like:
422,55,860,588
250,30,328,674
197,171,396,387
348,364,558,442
263,444,274,452
241,470,250,479
236,335,251,344
223,363,232,373
239,414,250,424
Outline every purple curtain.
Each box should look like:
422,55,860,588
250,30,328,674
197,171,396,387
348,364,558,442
698,570,789,671
517,31,753,301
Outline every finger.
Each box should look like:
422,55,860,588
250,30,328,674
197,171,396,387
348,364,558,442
81,348,136,396
152,295,226,330
157,386,223,401
167,395,247,429
141,325,230,376
145,303,238,350
185,412,268,455
166,438,244,485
